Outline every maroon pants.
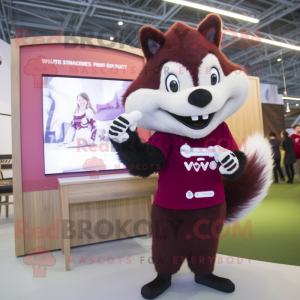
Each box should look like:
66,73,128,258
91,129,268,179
151,202,226,275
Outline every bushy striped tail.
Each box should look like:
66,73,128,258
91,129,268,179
224,133,273,223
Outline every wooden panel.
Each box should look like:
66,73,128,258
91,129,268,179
225,76,263,148
23,190,61,253
11,39,25,256
58,173,158,185
60,186,70,270
68,178,158,204
59,185,64,254
22,189,152,253
69,196,151,247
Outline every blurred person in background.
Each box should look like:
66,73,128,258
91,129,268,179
269,132,285,183
290,124,300,182
281,131,296,183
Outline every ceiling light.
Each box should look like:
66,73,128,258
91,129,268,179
277,58,281,62
223,30,300,51
286,102,290,113
163,0,259,23
110,36,114,41
283,96,300,101
118,21,123,26
296,104,299,106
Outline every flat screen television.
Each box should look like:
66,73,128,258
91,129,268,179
42,75,132,175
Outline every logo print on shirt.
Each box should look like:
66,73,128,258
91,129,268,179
186,190,215,199
180,143,215,158
181,143,218,172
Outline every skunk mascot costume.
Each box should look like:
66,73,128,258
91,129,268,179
109,14,273,299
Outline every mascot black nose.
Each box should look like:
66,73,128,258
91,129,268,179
188,89,212,108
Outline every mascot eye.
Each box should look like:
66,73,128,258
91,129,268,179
166,74,180,93
210,67,220,85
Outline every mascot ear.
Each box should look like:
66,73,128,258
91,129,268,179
197,14,222,48
139,26,166,60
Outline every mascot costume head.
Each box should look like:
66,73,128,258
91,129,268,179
109,13,273,299
124,14,249,139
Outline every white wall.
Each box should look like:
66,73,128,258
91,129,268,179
0,38,12,156
0,39,13,198
0,39,11,116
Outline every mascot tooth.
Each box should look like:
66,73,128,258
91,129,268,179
108,13,273,300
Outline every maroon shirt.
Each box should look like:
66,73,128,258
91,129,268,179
147,122,239,210
291,133,300,159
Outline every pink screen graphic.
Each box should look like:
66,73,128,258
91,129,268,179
20,44,146,192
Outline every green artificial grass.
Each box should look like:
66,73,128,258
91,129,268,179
218,176,300,266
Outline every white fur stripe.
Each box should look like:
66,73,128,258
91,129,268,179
228,133,273,223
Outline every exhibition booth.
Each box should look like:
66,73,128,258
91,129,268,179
10,35,264,262
10,36,154,261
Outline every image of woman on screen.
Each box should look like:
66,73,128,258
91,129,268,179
60,92,97,146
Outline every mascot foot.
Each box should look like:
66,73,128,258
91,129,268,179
195,273,235,293
141,273,172,299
